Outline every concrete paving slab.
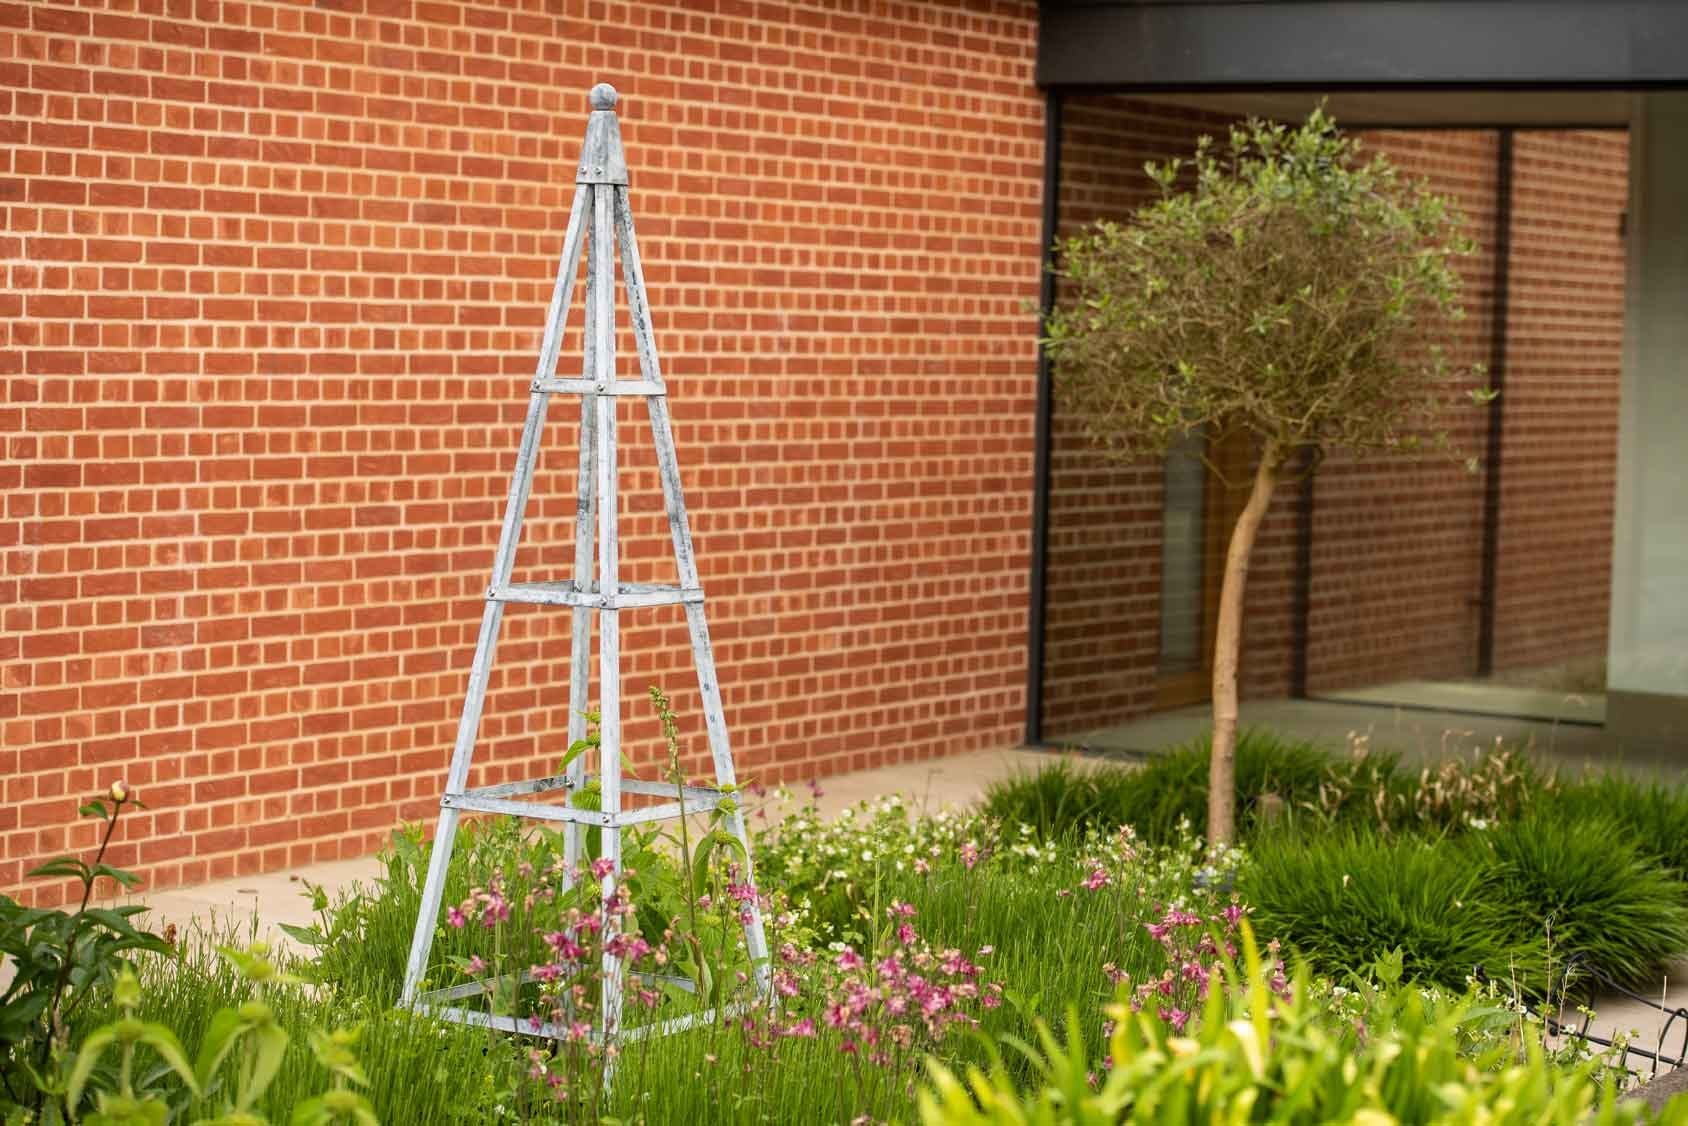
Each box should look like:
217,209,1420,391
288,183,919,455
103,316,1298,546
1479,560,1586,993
1572,967,1688,1078
1063,697,1681,779
1319,679,1605,726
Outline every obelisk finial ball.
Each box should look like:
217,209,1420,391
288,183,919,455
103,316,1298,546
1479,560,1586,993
589,83,618,111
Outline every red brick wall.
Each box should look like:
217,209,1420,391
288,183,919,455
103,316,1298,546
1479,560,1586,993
1,0,1045,906
1491,131,1626,675
1302,130,1500,693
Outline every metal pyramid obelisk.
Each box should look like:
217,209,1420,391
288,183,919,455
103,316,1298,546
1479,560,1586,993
399,83,770,1046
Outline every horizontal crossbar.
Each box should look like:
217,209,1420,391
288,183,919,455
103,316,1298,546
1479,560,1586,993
414,968,696,1006
531,378,665,396
411,999,745,1045
489,581,704,609
459,775,730,805
467,775,576,800
441,786,728,827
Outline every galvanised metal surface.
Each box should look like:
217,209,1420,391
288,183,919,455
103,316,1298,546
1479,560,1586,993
398,83,772,1072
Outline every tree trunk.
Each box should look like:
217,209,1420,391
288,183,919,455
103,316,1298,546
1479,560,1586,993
1206,445,1280,846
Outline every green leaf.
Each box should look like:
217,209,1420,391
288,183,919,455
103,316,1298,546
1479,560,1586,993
195,1007,247,1089
82,908,146,940
91,864,143,890
691,834,719,895
1373,945,1406,987
80,801,111,821
307,1025,370,1088
66,1025,118,1110
138,1021,200,1095
276,922,326,948
238,1023,288,1110
288,1096,330,1126
559,738,594,772
27,858,92,882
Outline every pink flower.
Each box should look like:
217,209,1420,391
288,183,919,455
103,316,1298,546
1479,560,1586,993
782,1017,817,1038
466,955,487,975
605,933,651,960
1163,1007,1190,1032
959,841,980,869
590,857,616,880
914,858,931,875
1083,867,1111,892
447,907,466,928
835,949,864,971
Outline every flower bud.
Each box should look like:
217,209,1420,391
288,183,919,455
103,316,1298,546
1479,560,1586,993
108,780,130,803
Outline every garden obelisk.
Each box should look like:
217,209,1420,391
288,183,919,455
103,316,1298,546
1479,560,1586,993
398,83,770,1048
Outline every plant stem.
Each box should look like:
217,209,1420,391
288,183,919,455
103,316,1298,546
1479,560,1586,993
40,796,128,1079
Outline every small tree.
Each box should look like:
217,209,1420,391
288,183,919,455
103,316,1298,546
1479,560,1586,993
1044,108,1484,845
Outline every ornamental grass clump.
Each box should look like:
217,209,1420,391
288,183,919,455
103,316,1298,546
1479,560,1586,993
1242,814,1688,997
1545,775,1688,881
1045,105,1483,846
1478,812,1688,991
984,731,1371,844
1240,829,1546,992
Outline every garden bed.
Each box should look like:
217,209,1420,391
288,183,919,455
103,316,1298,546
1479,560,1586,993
7,732,1688,1123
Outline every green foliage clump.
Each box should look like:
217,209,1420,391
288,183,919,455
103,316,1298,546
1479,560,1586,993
1045,106,1478,468
918,926,1679,1126
983,731,1354,844
0,786,171,1119
1242,814,1688,996
1480,812,1688,990
1241,830,1543,993
985,736,1554,847
62,948,377,1126
1545,776,1688,881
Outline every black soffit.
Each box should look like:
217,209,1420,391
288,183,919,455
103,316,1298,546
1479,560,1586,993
1037,1,1688,91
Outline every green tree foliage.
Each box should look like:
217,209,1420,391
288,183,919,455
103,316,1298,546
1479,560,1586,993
1044,108,1482,844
